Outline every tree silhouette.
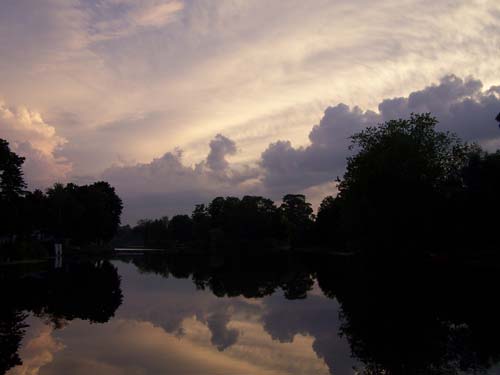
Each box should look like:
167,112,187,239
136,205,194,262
280,194,314,247
0,139,26,199
127,252,500,374
315,195,342,248
460,150,500,250
0,139,26,240
168,215,194,243
336,113,473,254
44,181,123,245
0,310,27,374
135,217,169,248
316,256,500,375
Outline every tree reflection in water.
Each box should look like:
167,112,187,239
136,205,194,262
0,260,123,374
130,253,500,375
2,253,500,375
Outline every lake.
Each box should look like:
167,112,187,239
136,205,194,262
2,254,500,375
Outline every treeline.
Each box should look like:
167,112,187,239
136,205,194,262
0,139,122,257
4,112,500,257
118,113,500,256
113,193,314,251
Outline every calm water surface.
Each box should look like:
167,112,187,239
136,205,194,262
3,255,500,375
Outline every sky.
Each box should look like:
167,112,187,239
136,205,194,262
1,0,500,224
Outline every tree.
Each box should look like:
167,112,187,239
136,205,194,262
315,195,342,248
0,310,27,374
168,215,193,243
0,139,26,199
135,217,168,248
192,204,211,246
79,181,123,243
280,194,314,247
46,183,84,240
45,182,123,244
460,150,500,250
337,113,473,254
20,189,47,237
0,139,26,238
238,195,282,245
203,196,283,250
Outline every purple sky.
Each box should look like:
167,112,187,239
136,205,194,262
1,0,500,224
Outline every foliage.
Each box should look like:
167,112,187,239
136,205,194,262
0,139,26,199
134,217,169,248
336,113,475,253
168,215,193,243
315,195,342,247
0,138,123,252
45,181,123,244
279,194,314,247
459,150,500,250
123,194,301,251
0,139,26,238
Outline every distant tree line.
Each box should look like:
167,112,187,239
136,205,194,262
117,113,500,256
0,138,123,257
113,193,314,251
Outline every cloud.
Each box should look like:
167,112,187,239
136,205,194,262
261,105,379,192
88,0,184,42
102,133,261,224
100,75,500,224
379,75,500,145
0,101,71,189
34,261,331,375
260,75,500,193
206,134,237,172
39,319,269,375
1,0,500,184
8,317,65,375
206,311,240,351
1,0,500,221
262,294,359,375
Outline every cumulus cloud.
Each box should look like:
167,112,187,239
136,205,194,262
8,317,65,375
262,294,358,375
260,75,500,193
2,0,500,184
102,134,260,224
206,134,237,172
206,311,240,351
101,75,500,224
261,105,379,192
0,101,71,189
379,75,500,145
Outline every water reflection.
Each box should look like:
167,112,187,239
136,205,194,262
2,255,500,375
0,260,122,374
